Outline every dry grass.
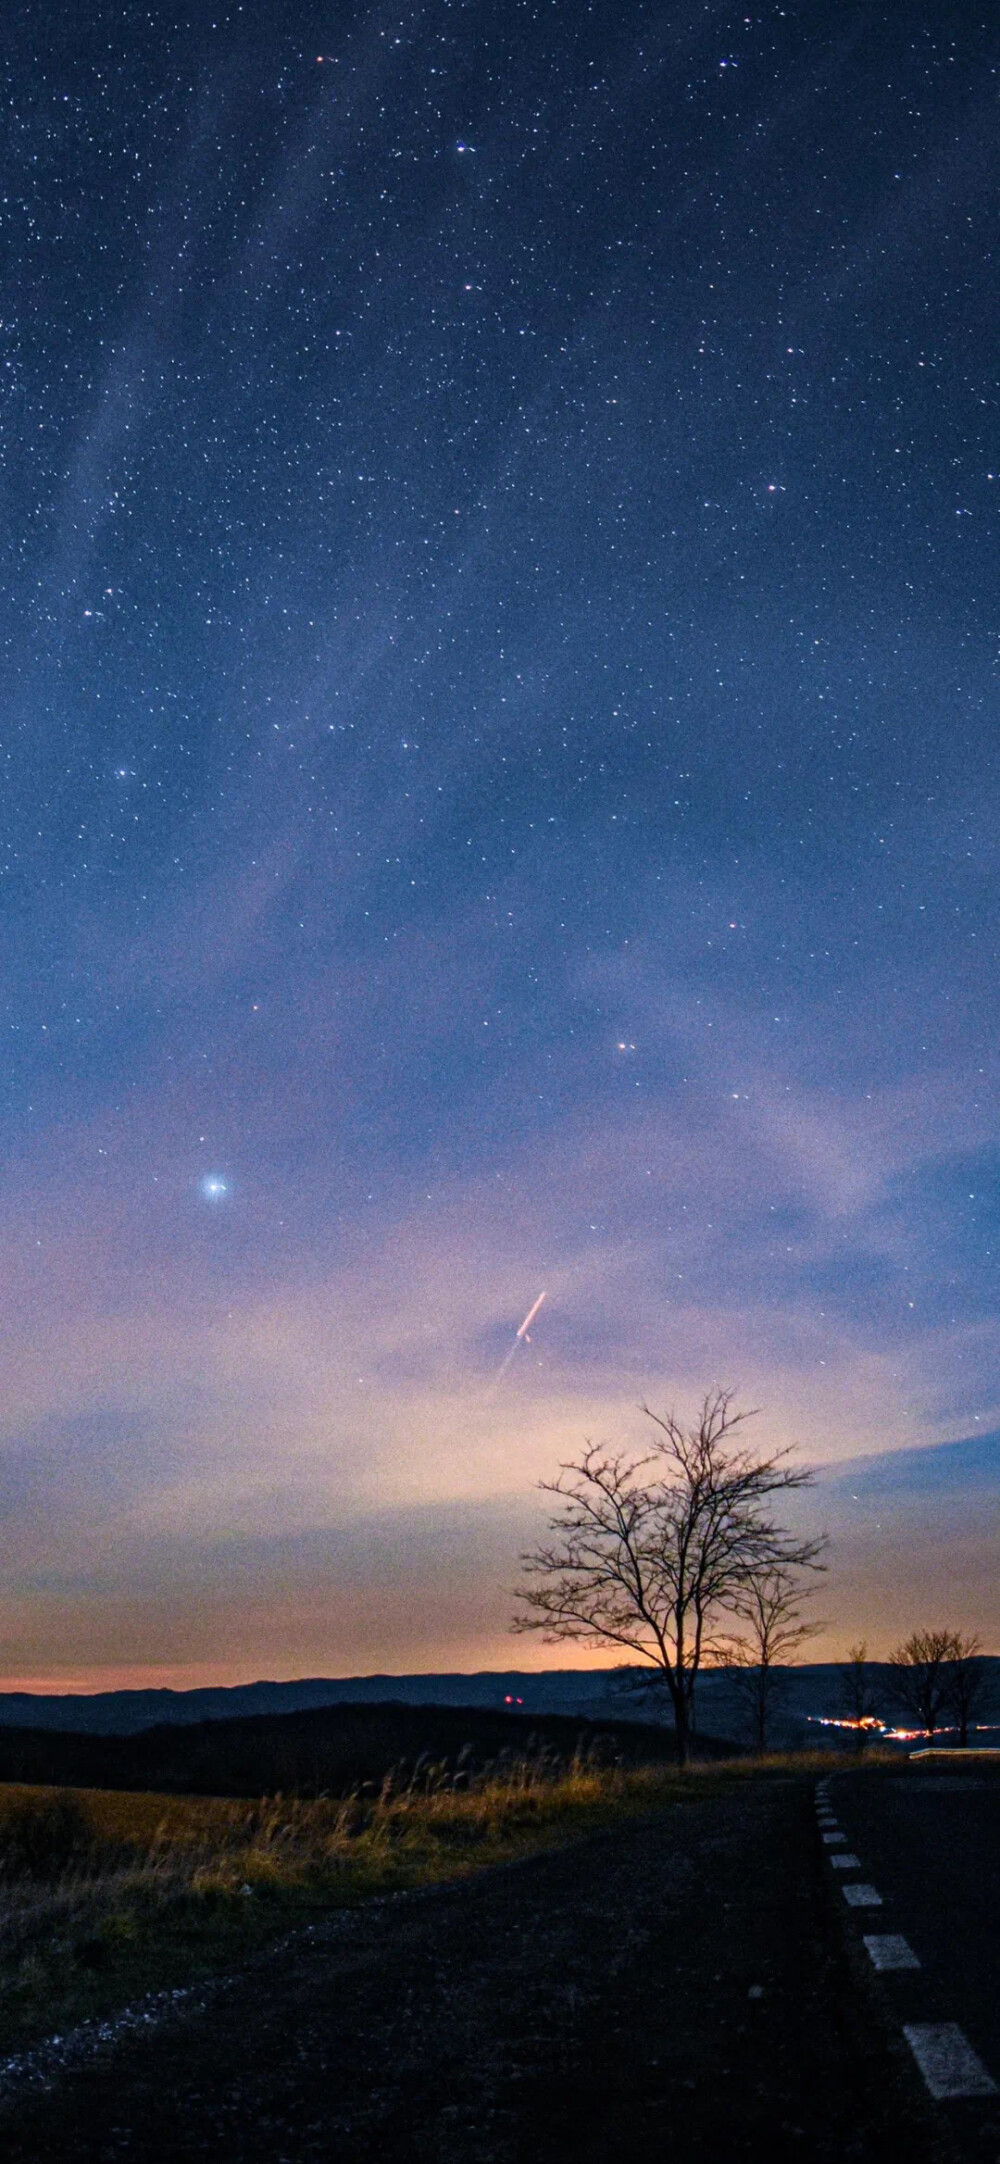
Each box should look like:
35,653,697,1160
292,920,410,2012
0,1752,691,2051
692,1746,901,1777
0,1744,898,2053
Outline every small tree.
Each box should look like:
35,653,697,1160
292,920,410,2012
942,1633,991,1747
512,1388,826,1766
724,1563,822,1752
837,1640,882,1751
888,1629,958,1738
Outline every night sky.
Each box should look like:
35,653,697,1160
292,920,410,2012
2,2,998,1687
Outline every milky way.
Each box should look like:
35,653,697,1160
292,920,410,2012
1,3,997,1684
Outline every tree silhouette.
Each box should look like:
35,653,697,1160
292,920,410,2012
513,1389,825,1765
724,1563,821,1752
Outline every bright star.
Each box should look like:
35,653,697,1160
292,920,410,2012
200,1176,229,1200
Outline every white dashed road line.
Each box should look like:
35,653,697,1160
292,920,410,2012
903,2023,998,2100
863,1935,921,1973
822,1782,1000,2112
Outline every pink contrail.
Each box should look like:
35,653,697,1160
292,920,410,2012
489,1291,547,1391
516,1290,546,1341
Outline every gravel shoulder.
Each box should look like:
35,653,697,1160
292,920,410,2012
0,1777,952,2162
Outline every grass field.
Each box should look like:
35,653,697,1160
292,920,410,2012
0,1745,885,2055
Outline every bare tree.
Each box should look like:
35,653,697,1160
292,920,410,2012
837,1640,881,1751
723,1564,822,1753
887,1629,959,1738
942,1633,992,1748
512,1388,826,1766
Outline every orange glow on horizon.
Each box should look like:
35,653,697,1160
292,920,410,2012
0,1649,628,1697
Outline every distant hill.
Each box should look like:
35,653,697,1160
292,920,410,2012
0,1657,995,1772
0,1699,734,1798
0,1660,911,1744
0,1670,657,1738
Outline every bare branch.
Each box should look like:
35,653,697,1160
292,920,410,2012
720,1563,822,1751
513,1388,827,1764
888,1629,966,1737
941,1633,992,1747
837,1641,881,1750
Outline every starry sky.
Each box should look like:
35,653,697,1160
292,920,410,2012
1,0,998,1689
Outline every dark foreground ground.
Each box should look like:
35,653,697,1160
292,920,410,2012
0,1774,969,2164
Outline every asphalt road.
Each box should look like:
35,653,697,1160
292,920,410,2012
826,1760,1000,2162
0,1778,949,2164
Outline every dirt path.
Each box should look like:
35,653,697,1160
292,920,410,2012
0,1780,949,2162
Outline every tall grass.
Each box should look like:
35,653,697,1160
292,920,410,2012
0,1748,686,2049
0,1743,887,2052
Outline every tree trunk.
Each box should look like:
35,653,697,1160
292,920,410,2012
755,1690,767,1753
674,1689,690,1767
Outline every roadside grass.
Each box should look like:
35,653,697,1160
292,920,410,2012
0,1744,888,2053
706,1747,900,1776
